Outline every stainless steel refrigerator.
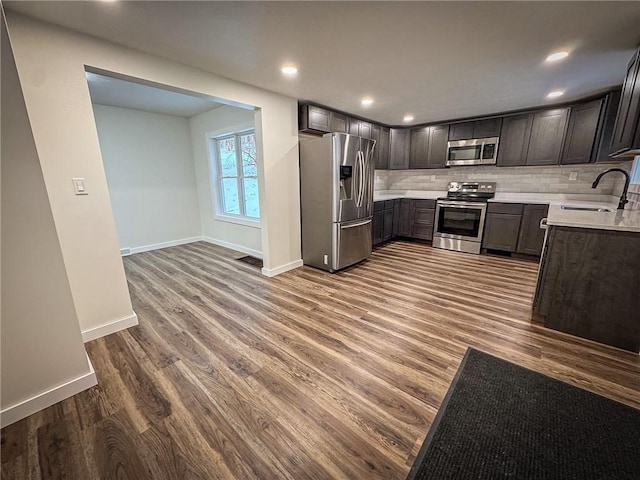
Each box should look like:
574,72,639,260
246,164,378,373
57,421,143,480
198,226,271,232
299,132,376,272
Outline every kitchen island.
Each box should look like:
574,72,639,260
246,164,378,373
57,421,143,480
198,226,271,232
534,207,640,353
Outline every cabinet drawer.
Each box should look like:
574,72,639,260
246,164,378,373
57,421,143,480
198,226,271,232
413,208,435,225
412,224,434,240
384,200,395,210
374,201,385,212
413,199,436,209
487,202,523,215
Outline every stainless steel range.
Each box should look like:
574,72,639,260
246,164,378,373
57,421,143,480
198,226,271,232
433,181,496,254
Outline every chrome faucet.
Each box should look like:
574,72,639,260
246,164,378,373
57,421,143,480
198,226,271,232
591,168,630,210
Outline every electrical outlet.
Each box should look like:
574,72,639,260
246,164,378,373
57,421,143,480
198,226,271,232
431,175,436,181
569,171,578,181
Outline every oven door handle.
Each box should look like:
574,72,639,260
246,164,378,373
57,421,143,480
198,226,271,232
437,201,487,208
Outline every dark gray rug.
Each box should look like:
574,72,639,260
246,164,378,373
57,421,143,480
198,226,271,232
407,347,640,480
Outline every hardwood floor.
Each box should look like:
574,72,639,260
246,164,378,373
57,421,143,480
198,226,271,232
2,240,639,479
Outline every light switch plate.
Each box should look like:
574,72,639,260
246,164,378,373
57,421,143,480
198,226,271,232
72,178,88,195
569,171,578,181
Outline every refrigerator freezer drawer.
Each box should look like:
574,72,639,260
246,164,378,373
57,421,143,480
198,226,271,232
333,218,372,271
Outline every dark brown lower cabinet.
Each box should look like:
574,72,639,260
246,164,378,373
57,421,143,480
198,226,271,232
398,199,413,236
372,208,384,245
517,204,549,255
483,213,522,252
392,199,401,236
411,200,435,240
483,202,548,256
535,226,640,352
373,201,396,246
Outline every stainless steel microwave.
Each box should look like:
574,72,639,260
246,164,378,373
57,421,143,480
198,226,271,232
446,137,499,166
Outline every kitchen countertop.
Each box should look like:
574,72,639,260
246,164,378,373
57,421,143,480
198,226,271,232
374,190,640,232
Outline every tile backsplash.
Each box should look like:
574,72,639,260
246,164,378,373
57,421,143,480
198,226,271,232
376,160,634,197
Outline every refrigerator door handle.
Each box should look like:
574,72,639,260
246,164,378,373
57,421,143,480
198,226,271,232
357,151,365,207
340,218,372,229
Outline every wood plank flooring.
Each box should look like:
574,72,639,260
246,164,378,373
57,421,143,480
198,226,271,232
3,240,639,479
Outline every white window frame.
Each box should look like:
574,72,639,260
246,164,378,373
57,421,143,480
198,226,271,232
207,123,261,228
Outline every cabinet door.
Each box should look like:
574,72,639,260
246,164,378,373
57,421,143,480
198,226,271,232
389,128,411,170
427,125,449,168
611,49,640,153
392,199,401,236
594,90,622,162
561,99,603,165
517,204,549,256
497,114,533,166
610,49,640,155
360,122,372,139
378,127,390,170
482,213,522,252
299,104,330,132
474,118,502,138
371,125,381,168
409,127,430,169
372,209,384,245
449,122,475,140
411,208,435,240
329,112,349,133
383,208,394,241
526,108,569,166
398,199,413,236
348,118,360,136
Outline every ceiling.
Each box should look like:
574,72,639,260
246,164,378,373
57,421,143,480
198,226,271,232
86,72,222,117
5,1,640,125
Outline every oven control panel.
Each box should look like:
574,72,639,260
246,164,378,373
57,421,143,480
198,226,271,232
447,182,496,194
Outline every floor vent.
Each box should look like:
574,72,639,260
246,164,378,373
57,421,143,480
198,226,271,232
120,248,132,256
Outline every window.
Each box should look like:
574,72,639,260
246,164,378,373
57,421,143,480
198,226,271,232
212,130,260,222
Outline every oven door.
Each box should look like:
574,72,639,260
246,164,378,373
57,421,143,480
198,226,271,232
434,201,487,241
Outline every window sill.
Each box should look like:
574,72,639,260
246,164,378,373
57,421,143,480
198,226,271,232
213,213,262,229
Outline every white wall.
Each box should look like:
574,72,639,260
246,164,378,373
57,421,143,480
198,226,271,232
189,105,262,257
1,17,95,427
5,13,301,339
92,104,202,252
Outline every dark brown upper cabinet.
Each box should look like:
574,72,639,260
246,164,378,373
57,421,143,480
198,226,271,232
348,118,373,139
427,125,449,168
560,99,604,165
348,118,360,136
594,90,622,162
299,105,330,133
329,111,349,133
449,118,502,140
610,47,640,156
497,114,533,167
371,124,381,167
526,108,569,166
377,127,390,170
448,122,475,141
389,128,411,170
409,125,449,169
409,127,430,169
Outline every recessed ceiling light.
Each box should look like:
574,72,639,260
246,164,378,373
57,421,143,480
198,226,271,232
403,114,414,122
545,51,569,63
281,65,298,76
361,97,374,106
547,90,565,99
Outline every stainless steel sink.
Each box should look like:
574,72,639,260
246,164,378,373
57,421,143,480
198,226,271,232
560,205,614,212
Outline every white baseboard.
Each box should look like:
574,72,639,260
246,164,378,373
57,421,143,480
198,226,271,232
261,259,303,277
124,236,203,256
81,311,139,343
0,354,97,428
202,236,263,259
